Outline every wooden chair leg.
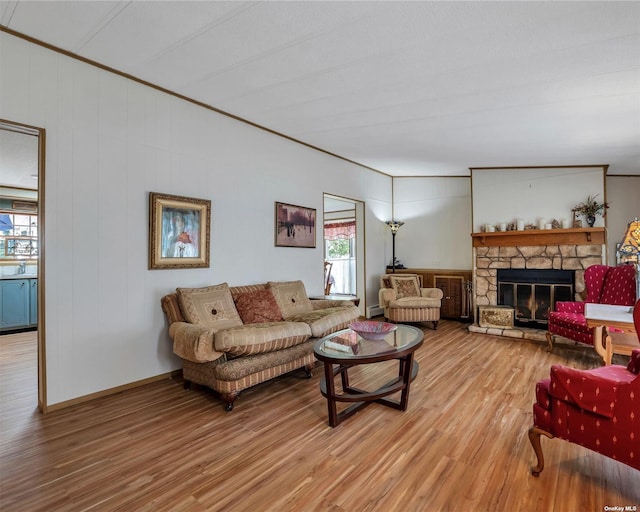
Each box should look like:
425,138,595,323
528,426,554,476
545,332,554,352
432,320,439,330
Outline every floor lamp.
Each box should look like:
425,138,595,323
385,220,404,273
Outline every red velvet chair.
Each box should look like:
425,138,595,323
528,348,640,475
546,264,637,350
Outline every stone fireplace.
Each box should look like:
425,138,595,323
471,228,606,326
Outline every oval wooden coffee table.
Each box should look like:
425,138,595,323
313,324,424,427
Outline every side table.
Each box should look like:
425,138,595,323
585,303,637,365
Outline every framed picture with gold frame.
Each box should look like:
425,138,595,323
149,192,211,269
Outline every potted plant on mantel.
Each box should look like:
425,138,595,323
573,194,609,227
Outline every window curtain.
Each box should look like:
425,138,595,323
324,220,355,240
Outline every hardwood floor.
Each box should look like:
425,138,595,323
1,322,638,511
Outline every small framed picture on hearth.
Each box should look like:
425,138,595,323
274,201,316,248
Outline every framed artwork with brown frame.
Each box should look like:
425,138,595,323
149,192,211,269
275,201,316,248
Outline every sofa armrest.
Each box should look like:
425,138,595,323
379,288,396,308
421,288,444,300
168,322,225,363
554,301,585,314
549,365,618,419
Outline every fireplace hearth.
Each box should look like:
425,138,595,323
497,269,573,327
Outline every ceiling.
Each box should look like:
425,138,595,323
1,0,639,182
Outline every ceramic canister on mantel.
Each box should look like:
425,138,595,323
516,219,525,231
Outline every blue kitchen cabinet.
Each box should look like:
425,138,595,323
0,279,30,330
29,278,38,326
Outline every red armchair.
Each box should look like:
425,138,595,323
546,264,637,350
528,349,640,475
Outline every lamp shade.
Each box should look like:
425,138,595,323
618,218,640,263
385,220,404,234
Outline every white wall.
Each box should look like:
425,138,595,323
0,33,392,406
3,32,637,407
392,177,472,270
472,167,605,231
606,176,640,263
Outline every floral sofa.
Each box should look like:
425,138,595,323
161,280,360,410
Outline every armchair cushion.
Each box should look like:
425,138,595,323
268,280,313,318
177,283,243,330
234,289,283,324
388,275,421,298
390,297,441,308
547,312,590,333
554,301,585,314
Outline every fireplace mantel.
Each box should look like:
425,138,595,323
471,227,605,248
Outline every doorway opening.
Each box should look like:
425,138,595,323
0,120,45,412
323,193,365,314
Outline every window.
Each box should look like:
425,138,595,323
324,220,356,294
0,212,38,259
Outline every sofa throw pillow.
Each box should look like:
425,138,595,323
389,275,420,299
268,280,313,318
234,289,283,324
176,283,243,330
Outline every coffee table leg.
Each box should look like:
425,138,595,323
399,354,414,410
323,362,339,427
340,365,350,389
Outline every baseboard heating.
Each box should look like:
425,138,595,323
366,305,384,318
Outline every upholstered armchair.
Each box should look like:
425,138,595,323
528,349,640,475
546,264,637,350
379,274,443,329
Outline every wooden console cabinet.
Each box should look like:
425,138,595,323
391,269,472,320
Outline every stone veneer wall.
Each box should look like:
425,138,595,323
474,244,603,307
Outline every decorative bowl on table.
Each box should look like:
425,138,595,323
349,321,397,340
